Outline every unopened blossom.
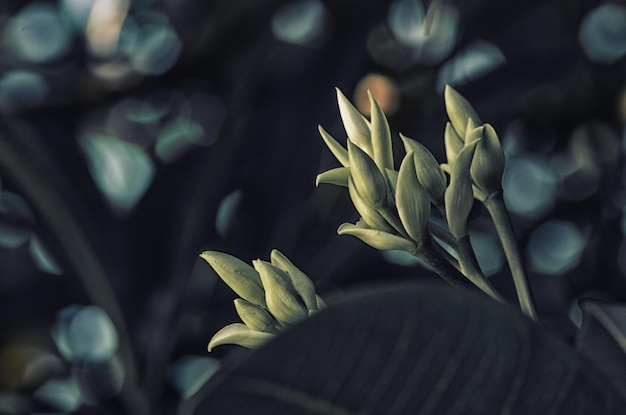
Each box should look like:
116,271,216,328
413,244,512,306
316,89,433,253
443,85,505,200
201,250,324,351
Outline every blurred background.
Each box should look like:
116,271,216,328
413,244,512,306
0,0,624,413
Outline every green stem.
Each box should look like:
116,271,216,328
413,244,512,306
455,235,505,303
0,124,149,415
414,236,476,290
430,237,460,271
484,193,538,320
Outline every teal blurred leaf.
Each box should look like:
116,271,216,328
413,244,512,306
577,298,626,399
437,40,505,89
388,0,458,64
0,191,35,248
382,249,422,266
156,118,205,163
468,231,504,277
29,236,62,275
215,190,243,238
0,70,48,111
5,3,71,63
80,135,155,213
130,23,182,75
169,355,220,398
53,305,118,363
34,378,82,412
271,0,327,46
124,99,168,124
59,0,97,31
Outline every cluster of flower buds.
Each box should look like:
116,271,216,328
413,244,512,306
201,249,324,350
442,85,506,238
443,86,505,202
316,89,444,254
317,86,506,247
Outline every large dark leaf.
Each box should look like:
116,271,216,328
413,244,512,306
576,298,626,400
181,282,625,414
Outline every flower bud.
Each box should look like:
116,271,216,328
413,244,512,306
470,123,504,196
315,167,350,187
208,323,274,351
269,249,318,311
443,121,464,169
369,90,394,171
348,175,396,233
444,85,481,138
400,134,447,207
396,152,431,242
337,222,417,253
336,88,372,156
200,251,265,307
465,119,482,143
234,299,276,333
253,260,308,325
445,140,478,238
347,139,390,208
318,125,349,167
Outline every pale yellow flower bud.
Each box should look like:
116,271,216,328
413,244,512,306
234,299,277,333
207,323,274,351
443,121,464,169
400,134,447,207
368,90,394,171
470,123,505,196
465,119,482,143
269,249,318,311
253,260,308,326
347,140,390,209
396,152,431,243
318,125,349,167
337,222,417,253
445,140,479,238
444,85,482,138
347,175,396,233
336,87,372,156
200,251,265,307
315,167,350,187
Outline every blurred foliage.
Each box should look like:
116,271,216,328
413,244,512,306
0,0,624,413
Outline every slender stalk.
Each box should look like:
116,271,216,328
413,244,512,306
455,235,505,303
484,193,538,320
430,237,460,271
413,236,476,290
0,125,149,415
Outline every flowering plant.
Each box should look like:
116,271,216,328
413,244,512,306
192,86,626,414
204,85,536,350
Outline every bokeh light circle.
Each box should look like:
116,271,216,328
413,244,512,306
527,220,585,275
0,70,48,111
130,24,182,76
503,156,558,220
5,3,71,63
579,4,626,64
272,0,327,46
